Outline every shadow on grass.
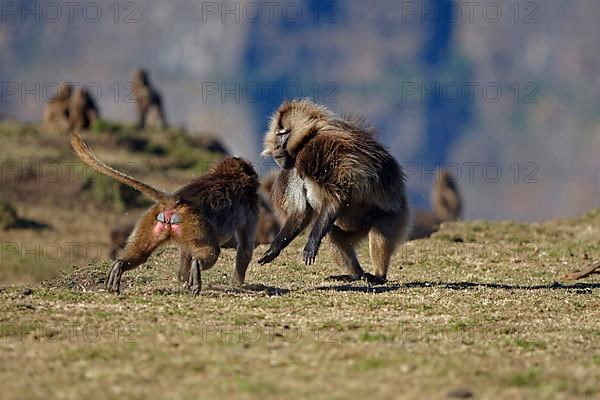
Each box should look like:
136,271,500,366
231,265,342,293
316,281,600,293
12,218,51,230
149,284,291,297
315,284,402,293
403,281,600,291
242,283,291,296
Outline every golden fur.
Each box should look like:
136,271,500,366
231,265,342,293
43,83,73,132
71,132,259,294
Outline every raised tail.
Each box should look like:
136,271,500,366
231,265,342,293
71,131,172,204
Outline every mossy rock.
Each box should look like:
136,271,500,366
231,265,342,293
0,200,18,230
151,131,222,170
91,119,149,152
117,135,149,152
89,120,222,170
81,174,151,212
91,119,129,135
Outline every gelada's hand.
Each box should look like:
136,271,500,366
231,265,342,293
257,247,279,265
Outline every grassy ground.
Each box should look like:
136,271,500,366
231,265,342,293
1,121,598,399
0,121,217,283
1,209,599,399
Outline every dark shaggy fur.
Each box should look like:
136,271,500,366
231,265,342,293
258,100,410,284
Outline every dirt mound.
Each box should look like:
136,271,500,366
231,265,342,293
42,248,183,293
43,263,109,292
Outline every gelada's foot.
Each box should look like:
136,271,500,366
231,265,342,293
361,273,387,285
107,260,124,294
188,260,201,296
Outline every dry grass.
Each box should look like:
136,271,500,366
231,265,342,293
1,210,599,399
0,122,598,399
0,122,216,283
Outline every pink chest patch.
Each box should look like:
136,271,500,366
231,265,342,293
153,210,182,237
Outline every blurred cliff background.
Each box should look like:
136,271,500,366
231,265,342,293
1,0,599,221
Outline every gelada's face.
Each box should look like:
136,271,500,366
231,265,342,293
272,126,294,169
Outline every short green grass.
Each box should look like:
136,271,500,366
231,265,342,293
1,121,598,399
1,209,599,400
